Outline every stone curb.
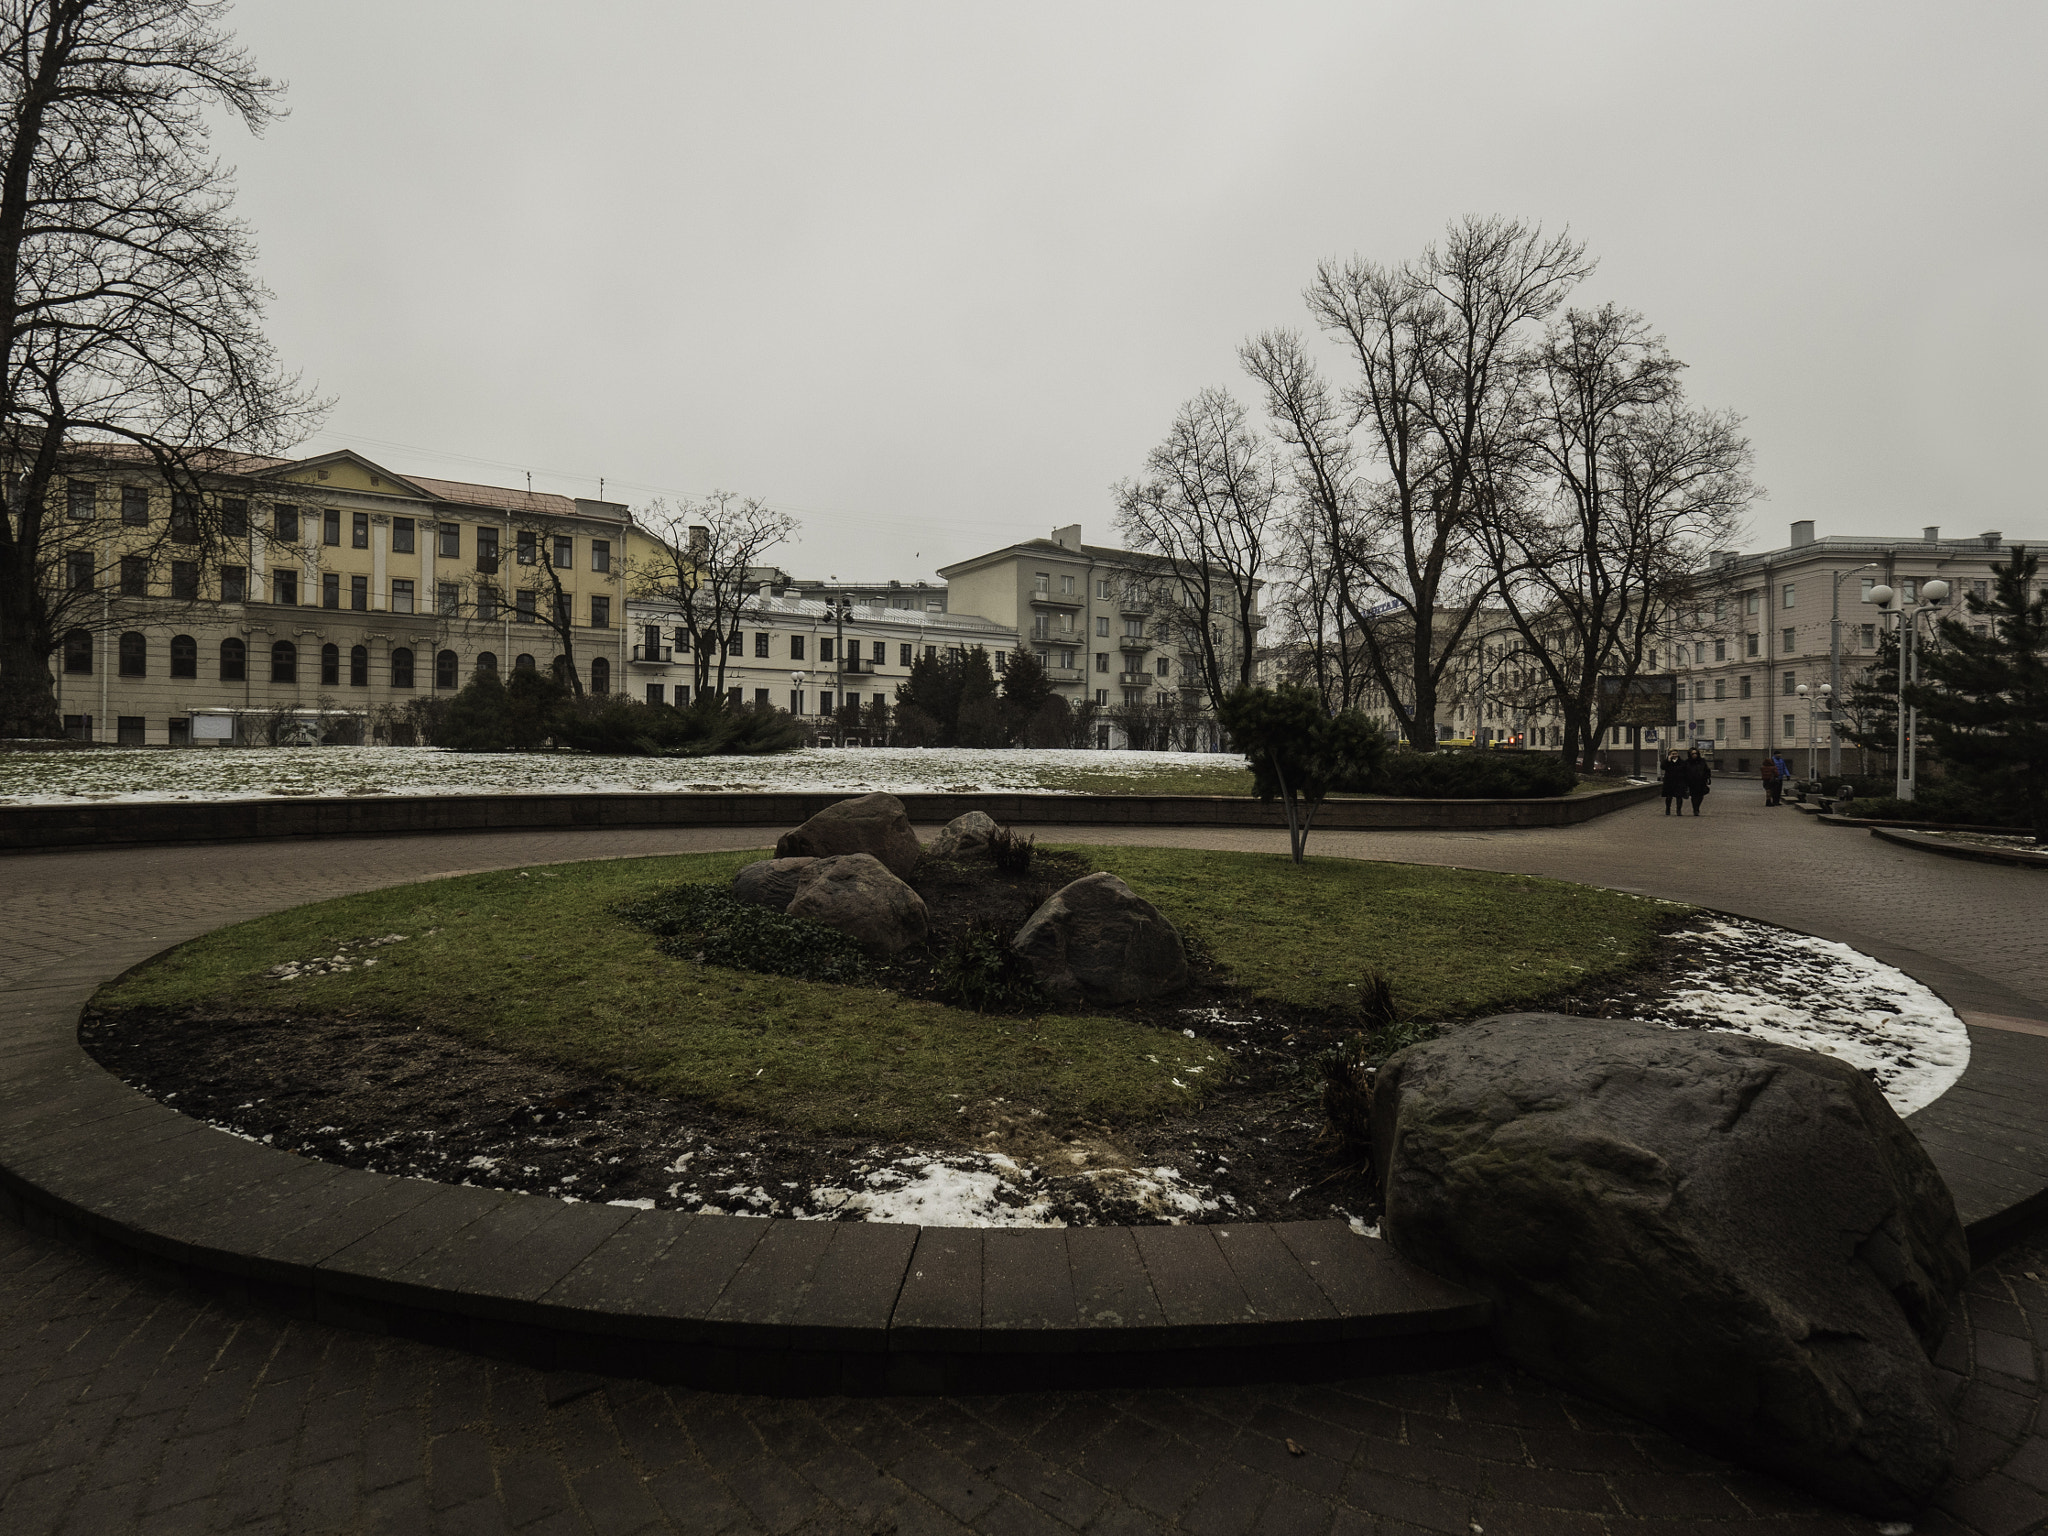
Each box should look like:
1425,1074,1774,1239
1867,826,2048,870
0,782,1662,853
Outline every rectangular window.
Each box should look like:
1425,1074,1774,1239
647,684,666,705
1785,713,1797,738
477,527,499,569
438,582,460,616
1714,717,1726,738
325,508,343,546
1060,649,1076,669
872,640,884,663
994,650,1008,672
1096,689,1109,705
66,480,96,520
1693,642,1705,663
1713,640,1726,662
66,551,93,591
1781,627,1796,653
1860,624,1876,649
350,574,368,611
1124,618,1145,638
1095,616,1109,637
1860,577,1876,602
321,572,341,609
1782,583,1796,609
790,634,805,661
755,688,770,707
1096,580,1112,599
1155,656,1169,676
1096,652,1109,672
755,631,770,657
676,685,690,706
819,690,834,715
119,485,149,526
517,530,537,565
1714,678,1726,701
1902,578,1918,602
393,518,415,554
221,566,245,603
63,633,92,675
925,646,938,660
349,510,368,548
170,493,198,542
1033,572,1049,595
899,643,912,667
1972,578,1989,602
120,555,148,597
1740,716,1752,740
170,561,198,600
222,499,248,538
675,628,690,653
1782,671,1796,695
1059,574,1075,595
589,595,609,629
1744,591,1759,615
516,589,536,623
1713,598,1727,621
552,535,572,569
439,522,460,558
477,585,499,620
591,539,610,573
392,578,415,614
273,570,297,605
554,592,572,628
1745,633,1759,657
1739,675,1752,698
274,505,300,542
1031,616,1050,639
821,638,835,662
117,715,145,743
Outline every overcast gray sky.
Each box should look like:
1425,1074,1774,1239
225,1,2047,582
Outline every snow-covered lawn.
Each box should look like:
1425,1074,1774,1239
0,744,1246,805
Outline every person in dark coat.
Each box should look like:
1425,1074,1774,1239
1661,751,1687,815
1686,748,1712,814
1760,754,1782,806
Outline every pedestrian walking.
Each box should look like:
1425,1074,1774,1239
1686,747,1712,815
1760,754,1782,806
1661,751,1687,815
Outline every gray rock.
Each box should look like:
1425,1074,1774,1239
928,810,1000,860
1371,1013,1969,1518
1011,872,1189,1005
731,856,815,910
786,853,929,955
776,792,922,880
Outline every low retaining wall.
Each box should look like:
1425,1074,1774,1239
0,782,1661,853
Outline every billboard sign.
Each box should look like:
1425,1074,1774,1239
1598,673,1679,728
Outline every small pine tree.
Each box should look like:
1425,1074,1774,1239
1907,546,2048,841
1218,684,1387,863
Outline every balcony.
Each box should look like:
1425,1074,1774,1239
1117,671,1153,687
630,644,672,665
1118,635,1150,653
1118,591,1151,615
1045,666,1084,684
1030,589,1084,611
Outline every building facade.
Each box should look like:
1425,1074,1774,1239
43,448,652,745
620,590,1015,721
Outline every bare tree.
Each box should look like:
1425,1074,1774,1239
1112,388,1275,716
1483,305,1755,768
1244,216,1591,750
0,0,322,736
630,492,798,700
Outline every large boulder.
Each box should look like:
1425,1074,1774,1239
776,793,922,880
786,853,929,956
731,856,815,910
1011,873,1189,1006
1371,1014,1969,1518
927,810,1000,861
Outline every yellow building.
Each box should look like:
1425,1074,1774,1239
43,447,669,744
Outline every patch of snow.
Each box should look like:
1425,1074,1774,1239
1076,1165,1221,1222
810,1152,1063,1227
606,1198,656,1210
1630,918,1970,1117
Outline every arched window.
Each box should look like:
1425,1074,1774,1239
550,654,569,684
590,655,610,695
170,634,197,679
320,643,340,686
63,629,92,675
220,638,245,681
514,653,535,672
476,651,497,675
118,631,146,677
391,647,415,689
435,649,458,689
270,640,296,684
349,645,368,687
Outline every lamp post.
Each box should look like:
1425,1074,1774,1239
1866,578,1949,801
1793,682,1832,781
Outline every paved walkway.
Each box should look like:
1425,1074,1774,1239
3,798,2047,1535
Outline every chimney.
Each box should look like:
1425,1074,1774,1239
1715,550,1739,569
687,524,709,556
1051,523,1082,552
1980,530,2003,550
1923,526,1941,543
1789,520,1814,547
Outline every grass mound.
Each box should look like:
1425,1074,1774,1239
91,845,1683,1141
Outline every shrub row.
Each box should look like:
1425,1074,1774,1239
1374,748,1579,800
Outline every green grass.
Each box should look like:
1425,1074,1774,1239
93,845,1684,1138
1072,846,1682,1019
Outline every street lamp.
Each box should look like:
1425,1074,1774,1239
1793,682,1832,782
790,669,807,725
1828,563,1879,776
1866,578,1948,801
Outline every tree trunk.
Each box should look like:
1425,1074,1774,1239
0,539,61,737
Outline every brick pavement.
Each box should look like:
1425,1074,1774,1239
3,802,2046,1533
